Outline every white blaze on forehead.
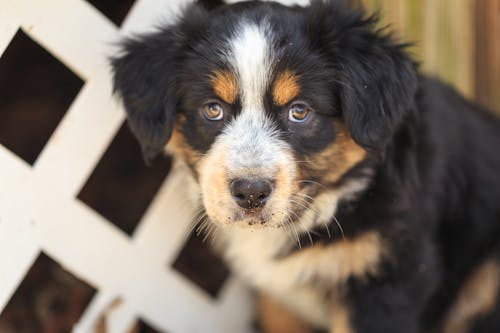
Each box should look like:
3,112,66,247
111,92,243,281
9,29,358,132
229,22,273,113
219,21,284,175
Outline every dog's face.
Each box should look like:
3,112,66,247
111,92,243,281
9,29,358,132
112,0,416,229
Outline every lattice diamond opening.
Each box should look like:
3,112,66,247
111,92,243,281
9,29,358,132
86,0,137,26
137,319,166,333
0,252,95,332
78,124,171,236
0,29,84,165
171,231,231,298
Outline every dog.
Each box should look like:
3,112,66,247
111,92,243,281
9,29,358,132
110,1,500,332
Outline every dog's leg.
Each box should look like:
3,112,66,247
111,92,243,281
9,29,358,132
258,293,313,333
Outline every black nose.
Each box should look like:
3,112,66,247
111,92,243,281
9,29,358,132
230,178,272,209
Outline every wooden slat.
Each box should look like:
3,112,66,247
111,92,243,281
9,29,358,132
475,0,500,113
451,0,475,98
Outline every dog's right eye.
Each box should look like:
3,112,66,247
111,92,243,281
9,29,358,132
288,102,312,123
201,102,224,121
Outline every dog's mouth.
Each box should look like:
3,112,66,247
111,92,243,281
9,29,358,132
231,208,271,227
210,202,299,229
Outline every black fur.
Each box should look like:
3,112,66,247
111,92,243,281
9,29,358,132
111,1,500,332
110,3,211,162
306,0,418,151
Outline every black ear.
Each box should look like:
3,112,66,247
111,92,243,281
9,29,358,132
111,31,178,162
110,4,209,162
308,0,417,150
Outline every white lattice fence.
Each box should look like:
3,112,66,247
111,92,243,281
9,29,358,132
0,0,307,332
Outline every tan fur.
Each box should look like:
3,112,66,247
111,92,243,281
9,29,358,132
330,300,354,333
282,231,385,285
273,70,301,106
211,70,238,104
306,120,366,185
258,293,313,333
198,148,233,224
439,259,500,333
167,115,202,170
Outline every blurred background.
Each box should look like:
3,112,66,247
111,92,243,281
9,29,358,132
0,0,498,332
358,0,500,113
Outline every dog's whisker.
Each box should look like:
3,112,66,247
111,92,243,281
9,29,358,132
289,198,311,212
282,216,297,244
290,194,310,204
309,229,322,237
293,192,315,202
201,226,210,242
210,224,221,246
286,210,305,250
291,193,333,244
332,214,345,241
290,212,313,247
285,213,302,250
202,221,216,243
184,209,207,237
323,223,332,239
285,223,295,243
194,220,205,236
174,198,206,228
196,217,211,237
290,196,320,217
262,210,274,225
305,230,314,246
298,179,328,191
292,225,302,250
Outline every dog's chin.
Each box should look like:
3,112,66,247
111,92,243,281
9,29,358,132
206,206,293,230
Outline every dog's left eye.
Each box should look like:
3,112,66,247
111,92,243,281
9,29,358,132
288,103,312,123
201,102,224,121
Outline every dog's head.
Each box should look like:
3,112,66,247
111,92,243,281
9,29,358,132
111,0,416,229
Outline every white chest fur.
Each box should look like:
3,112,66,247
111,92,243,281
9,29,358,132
218,225,385,328
219,227,332,327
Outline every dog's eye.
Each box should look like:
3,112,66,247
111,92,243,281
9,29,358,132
288,103,312,123
202,102,224,121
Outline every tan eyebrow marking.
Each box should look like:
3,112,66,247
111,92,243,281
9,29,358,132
273,70,301,106
210,70,238,104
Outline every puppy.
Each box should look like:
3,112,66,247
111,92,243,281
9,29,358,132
111,1,500,332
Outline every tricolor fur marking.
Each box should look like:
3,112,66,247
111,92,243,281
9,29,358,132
112,1,500,332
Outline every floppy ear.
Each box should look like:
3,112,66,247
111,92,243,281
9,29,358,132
110,4,209,162
308,0,417,150
111,31,179,162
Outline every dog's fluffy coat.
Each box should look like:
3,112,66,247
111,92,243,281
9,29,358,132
111,1,500,332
